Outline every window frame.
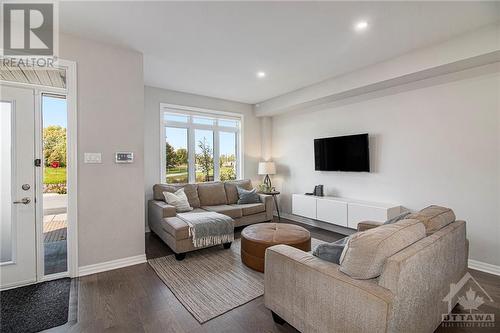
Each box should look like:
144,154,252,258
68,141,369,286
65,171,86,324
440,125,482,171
159,103,244,184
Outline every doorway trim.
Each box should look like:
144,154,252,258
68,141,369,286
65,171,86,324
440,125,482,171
0,59,78,282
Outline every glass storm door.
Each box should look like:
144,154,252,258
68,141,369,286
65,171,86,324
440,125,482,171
0,86,37,289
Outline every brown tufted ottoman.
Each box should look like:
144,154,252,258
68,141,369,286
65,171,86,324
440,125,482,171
241,223,311,272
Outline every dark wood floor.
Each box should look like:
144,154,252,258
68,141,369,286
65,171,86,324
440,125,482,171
48,218,500,333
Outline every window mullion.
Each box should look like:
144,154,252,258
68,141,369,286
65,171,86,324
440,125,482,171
236,131,241,179
213,130,220,181
188,126,195,183
160,125,166,183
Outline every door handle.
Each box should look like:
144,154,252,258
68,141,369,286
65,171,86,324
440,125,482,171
13,197,31,205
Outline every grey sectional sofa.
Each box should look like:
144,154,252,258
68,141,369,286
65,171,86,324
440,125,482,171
264,206,468,333
148,179,274,259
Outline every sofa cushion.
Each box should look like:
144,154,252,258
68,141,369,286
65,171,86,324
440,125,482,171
231,203,265,216
406,205,455,235
153,183,200,208
340,219,425,279
202,205,242,219
197,182,227,206
224,179,253,204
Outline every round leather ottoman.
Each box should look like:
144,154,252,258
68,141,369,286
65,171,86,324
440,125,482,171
241,223,311,272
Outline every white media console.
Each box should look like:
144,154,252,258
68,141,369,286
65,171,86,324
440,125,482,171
292,194,401,229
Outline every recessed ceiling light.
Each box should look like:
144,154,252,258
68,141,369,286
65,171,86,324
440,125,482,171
354,20,369,32
256,71,266,78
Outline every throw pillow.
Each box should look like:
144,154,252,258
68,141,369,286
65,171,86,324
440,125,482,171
383,211,411,225
237,186,260,204
339,219,425,279
163,188,193,212
312,236,349,264
225,180,253,204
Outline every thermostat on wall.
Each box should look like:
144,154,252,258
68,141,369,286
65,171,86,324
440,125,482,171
115,152,134,163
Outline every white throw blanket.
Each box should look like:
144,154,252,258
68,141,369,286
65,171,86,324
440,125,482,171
177,212,234,248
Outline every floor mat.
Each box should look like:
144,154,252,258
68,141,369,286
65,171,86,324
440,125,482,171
0,278,71,333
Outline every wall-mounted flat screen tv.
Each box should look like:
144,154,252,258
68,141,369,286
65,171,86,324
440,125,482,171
314,133,370,172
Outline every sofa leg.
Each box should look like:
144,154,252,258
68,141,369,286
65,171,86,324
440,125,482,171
223,242,232,249
175,253,186,261
271,311,286,325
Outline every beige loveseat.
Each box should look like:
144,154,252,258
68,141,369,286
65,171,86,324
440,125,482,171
148,180,273,259
264,207,468,333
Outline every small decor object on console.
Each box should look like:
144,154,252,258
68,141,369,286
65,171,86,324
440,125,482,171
313,185,324,196
258,161,276,190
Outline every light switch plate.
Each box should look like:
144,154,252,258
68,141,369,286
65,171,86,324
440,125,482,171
84,152,102,164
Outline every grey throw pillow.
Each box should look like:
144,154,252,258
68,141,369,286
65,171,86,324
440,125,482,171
312,236,349,264
237,186,260,204
383,211,411,225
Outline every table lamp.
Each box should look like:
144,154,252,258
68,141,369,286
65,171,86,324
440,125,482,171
258,161,276,190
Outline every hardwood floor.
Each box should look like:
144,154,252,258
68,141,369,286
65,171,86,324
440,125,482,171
51,218,499,333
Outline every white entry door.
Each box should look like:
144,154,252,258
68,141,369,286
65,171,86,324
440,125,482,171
0,86,37,289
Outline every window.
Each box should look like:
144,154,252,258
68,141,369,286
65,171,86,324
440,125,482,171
195,129,214,182
161,107,242,184
42,94,69,275
165,127,189,183
1,102,13,263
219,131,237,181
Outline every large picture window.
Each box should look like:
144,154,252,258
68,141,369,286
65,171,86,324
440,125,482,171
161,106,242,184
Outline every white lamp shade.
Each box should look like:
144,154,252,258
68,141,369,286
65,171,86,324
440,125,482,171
258,161,276,175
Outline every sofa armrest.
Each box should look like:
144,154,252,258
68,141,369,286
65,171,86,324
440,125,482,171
357,220,383,232
258,194,274,221
148,200,177,220
265,245,393,333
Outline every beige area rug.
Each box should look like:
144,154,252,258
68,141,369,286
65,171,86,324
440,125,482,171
148,238,324,323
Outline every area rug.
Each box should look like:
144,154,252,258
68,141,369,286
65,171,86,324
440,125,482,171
0,278,71,333
148,238,324,323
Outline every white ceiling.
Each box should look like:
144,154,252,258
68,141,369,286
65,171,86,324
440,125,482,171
60,1,500,104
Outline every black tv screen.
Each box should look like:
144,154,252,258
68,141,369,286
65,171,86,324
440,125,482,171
314,134,370,172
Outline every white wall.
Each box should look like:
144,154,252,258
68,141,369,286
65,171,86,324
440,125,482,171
260,117,273,161
272,65,500,266
144,86,261,221
60,34,145,267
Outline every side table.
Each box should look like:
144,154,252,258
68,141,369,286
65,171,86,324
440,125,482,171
258,191,281,221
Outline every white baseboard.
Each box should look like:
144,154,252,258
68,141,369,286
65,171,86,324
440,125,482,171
0,278,37,291
78,254,147,277
279,214,500,277
468,259,500,276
